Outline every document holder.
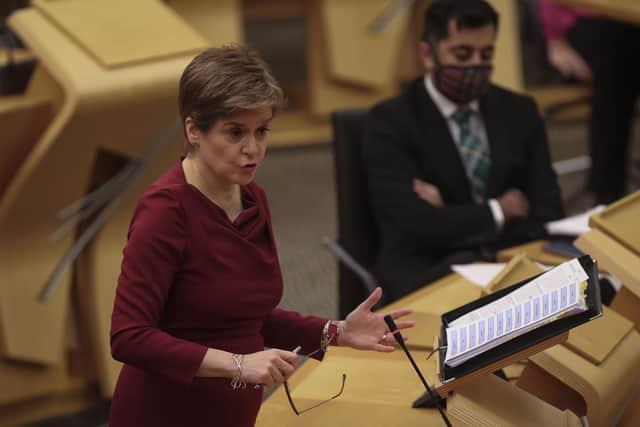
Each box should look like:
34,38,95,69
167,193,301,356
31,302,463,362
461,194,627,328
420,255,602,403
485,255,633,366
489,253,640,427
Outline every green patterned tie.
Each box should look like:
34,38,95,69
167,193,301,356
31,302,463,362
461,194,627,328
451,109,491,203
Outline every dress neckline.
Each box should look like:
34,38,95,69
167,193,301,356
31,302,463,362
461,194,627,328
177,159,258,228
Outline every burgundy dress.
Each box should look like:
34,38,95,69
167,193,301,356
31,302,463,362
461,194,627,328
109,161,327,427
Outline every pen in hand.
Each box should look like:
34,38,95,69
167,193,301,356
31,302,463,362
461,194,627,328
256,346,302,390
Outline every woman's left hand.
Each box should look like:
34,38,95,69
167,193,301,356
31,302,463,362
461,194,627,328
337,287,415,352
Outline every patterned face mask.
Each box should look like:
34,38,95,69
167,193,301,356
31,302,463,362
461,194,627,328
433,63,493,105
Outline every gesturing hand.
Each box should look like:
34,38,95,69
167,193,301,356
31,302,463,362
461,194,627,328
242,349,298,387
338,287,415,352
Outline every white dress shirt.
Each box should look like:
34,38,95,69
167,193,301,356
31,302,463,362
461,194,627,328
424,75,505,229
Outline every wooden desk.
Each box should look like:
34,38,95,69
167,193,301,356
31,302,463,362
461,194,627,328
0,93,53,198
383,273,481,316
258,273,476,426
0,47,35,64
496,218,640,427
257,270,587,426
575,192,640,328
382,273,482,350
554,0,640,26
4,0,206,397
256,347,445,426
32,0,207,68
497,240,570,266
519,329,640,427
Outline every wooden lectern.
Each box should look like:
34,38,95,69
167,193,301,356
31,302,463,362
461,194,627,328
258,263,597,427
575,191,640,329
489,254,640,427
448,374,582,427
573,191,640,427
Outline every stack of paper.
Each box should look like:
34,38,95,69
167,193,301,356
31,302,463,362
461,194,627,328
444,259,589,367
451,263,506,288
545,205,605,236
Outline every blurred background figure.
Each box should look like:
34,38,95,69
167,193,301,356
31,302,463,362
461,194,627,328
538,0,640,204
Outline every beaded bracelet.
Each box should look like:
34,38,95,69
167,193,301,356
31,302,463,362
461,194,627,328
230,353,246,390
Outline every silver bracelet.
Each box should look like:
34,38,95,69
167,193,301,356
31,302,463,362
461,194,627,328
230,353,246,390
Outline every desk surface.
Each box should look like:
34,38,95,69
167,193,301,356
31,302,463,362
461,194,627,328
553,0,640,26
256,345,446,426
497,240,570,266
32,0,207,68
258,240,639,426
0,47,35,64
381,273,482,350
257,273,478,426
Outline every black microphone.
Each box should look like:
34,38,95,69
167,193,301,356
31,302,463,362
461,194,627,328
384,315,452,427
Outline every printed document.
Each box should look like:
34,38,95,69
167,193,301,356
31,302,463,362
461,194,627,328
444,259,588,367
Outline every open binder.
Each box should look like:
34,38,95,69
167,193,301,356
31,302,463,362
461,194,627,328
439,255,601,382
417,255,602,405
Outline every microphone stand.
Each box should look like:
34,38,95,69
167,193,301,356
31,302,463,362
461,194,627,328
322,237,451,426
384,315,452,427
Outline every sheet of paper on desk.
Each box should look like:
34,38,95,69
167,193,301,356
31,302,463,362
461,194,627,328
452,263,506,288
444,258,589,367
453,263,552,289
545,205,605,236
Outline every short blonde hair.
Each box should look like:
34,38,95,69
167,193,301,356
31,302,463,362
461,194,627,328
178,45,284,144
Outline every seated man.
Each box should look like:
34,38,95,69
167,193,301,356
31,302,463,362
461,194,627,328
363,0,564,302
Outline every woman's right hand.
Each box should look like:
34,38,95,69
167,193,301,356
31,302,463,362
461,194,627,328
241,349,298,387
548,38,592,82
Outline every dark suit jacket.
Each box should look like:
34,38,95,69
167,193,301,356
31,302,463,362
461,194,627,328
363,78,564,301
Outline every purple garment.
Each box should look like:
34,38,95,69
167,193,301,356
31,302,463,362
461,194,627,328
538,0,594,40
110,160,327,427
